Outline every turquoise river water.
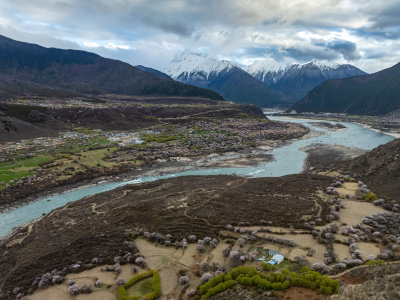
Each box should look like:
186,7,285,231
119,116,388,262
0,116,395,237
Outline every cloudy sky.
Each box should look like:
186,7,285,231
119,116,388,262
0,0,399,73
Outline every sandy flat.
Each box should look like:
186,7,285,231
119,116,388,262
65,265,135,286
159,268,178,297
358,242,381,259
334,243,351,261
340,199,385,226
209,242,230,266
336,182,359,197
76,291,116,300
29,286,73,300
135,238,177,270
176,245,197,268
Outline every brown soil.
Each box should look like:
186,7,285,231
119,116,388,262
208,285,278,299
337,272,368,284
208,285,326,300
278,287,325,300
0,174,332,296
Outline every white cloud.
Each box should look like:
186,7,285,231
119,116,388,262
104,43,131,50
83,41,100,48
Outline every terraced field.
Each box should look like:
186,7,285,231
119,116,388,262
0,174,332,294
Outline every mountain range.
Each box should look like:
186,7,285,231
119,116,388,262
1,34,398,115
162,50,368,107
164,50,278,107
290,62,400,115
245,60,366,103
0,35,222,101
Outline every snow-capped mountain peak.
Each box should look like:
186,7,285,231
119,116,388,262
245,60,285,75
244,58,366,101
164,50,235,79
162,49,278,107
245,59,342,76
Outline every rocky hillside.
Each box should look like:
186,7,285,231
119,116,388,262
290,62,400,115
349,138,400,200
330,262,400,299
0,35,222,100
164,50,278,107
246,60,366,103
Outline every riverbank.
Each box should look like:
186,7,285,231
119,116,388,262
0,108,319,213
1,148,275,240
301,144,367,174
358,123,400,138
275,112,400,138
0,111,310,211
0,140,290,213
1,115,391,236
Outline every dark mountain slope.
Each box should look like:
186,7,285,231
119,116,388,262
205,67,278,107
290,62,400,115
135,65,172,79
0,35,222,100
174,66,278,107
349,138,400,199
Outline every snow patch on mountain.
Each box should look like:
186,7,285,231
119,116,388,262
164,49,236,79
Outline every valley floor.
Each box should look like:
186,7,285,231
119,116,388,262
0,100,309,211
1,100,399,300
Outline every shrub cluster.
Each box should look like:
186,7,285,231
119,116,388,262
365,259,385,266
125,270,153,288
326,186,339,195
362,192,378,202
198,266,339,299
118,270,161,300
363,212,400,238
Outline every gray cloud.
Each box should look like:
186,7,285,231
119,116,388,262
366,0,400,30
0,0,399,72
284,46,339,62
238,45,339,63
326,40,361,60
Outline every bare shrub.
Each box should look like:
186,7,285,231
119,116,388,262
67,284,80,295
179,276,190,285
200,273,213,284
